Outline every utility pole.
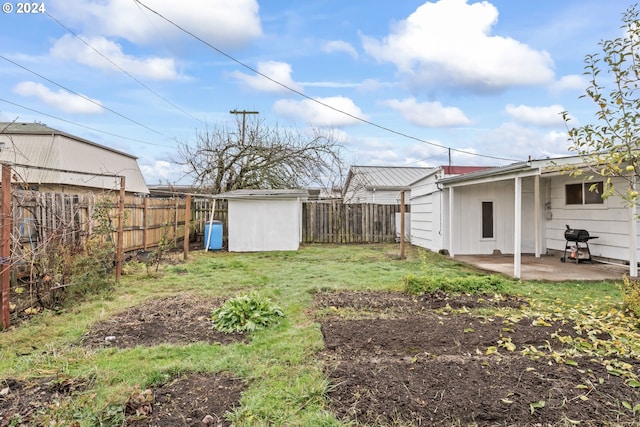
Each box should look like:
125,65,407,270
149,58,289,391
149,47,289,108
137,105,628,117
230,110,259,144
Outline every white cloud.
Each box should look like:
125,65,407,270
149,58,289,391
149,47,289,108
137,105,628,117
231,61,302,93
505,104,566,127
322,40,358,59
383,97,471,127
50,34,179,80
479,122,571,161
274,96,367,127
48,0,262,48
140,160,187,184
13,81,104,114
361,0,554,91
551,74,587,92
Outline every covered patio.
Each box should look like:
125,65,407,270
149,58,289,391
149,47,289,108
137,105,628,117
456,254,629,282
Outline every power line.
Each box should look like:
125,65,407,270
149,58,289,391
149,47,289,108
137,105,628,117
133,0,520,164
0,97,176,148
45,11,208,127
0,54,175,140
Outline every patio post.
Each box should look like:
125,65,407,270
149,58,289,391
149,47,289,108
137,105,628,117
534,174,541,258
448,187,455,257
514,176,522,279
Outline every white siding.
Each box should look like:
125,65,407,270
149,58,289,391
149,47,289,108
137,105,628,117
448,177,539,255
410,173,443,251
345,186,407,204
228,198,301,252
370,189,405,204
544,175,638,262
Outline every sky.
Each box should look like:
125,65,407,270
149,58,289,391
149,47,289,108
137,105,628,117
0,0,636,185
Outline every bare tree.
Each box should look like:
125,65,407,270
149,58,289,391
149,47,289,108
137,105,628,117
177,116,346,194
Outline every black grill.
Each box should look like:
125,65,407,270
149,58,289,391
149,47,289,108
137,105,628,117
564,227,592,243
561,225,598,263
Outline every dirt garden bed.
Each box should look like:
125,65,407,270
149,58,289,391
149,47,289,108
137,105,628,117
80,294,246,349
4,290,640,426
1,295,246,427
315,290,640,426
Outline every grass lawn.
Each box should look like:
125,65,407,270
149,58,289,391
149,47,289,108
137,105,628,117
0,243,630,426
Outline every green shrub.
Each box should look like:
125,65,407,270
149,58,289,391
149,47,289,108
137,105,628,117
211,292,284,333
403,273,509,295
619,275,640,317
69,235,115,298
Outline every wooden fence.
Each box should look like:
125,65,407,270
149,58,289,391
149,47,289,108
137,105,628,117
301,201,406,244
13,191,188,254
13,192,233,253
11,191,402,254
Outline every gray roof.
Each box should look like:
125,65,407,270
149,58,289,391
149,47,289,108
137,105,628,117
345,166,435,190
0,122,148,193
214,189,309,199
0,122,138,159
437,155,584,187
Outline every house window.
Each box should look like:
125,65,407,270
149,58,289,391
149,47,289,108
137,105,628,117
482,201,493,239
565,182,604,205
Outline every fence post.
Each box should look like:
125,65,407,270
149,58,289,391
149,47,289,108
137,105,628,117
1,164,11,329
143,197,149,250
184,194,191,260
400,191,405,258
115,176,125,283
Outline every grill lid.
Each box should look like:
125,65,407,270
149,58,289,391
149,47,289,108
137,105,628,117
565,224,590,241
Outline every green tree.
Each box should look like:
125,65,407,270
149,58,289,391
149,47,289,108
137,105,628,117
562,4,640,205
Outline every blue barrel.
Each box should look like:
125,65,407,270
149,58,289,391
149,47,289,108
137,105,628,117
204,221,223,250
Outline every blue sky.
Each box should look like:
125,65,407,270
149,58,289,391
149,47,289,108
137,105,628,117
0,0,635,185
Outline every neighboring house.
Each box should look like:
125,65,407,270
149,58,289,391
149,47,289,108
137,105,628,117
343,166,435,204
410,165,493,252
306,186,342,200
214,189,308,252
0,122,148,194
410,156,640,278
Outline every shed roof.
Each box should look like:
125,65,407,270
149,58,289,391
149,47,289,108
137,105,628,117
344,166,435,191
214,189,309,199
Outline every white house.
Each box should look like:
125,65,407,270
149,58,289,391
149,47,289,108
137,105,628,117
216,189,308,252
410,156,640,278
410,166,492,252
343,166,435,204
0,122,148,194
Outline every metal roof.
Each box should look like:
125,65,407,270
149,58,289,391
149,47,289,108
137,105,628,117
345,166,436,190
0,122,148,193
0,122,138,159
437,156,585,187
214,189,309,199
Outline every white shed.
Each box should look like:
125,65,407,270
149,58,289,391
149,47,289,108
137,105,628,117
217,189,308,252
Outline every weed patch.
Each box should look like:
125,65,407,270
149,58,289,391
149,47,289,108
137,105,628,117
403,273,510,295
211,291,285,333
619,275,640,317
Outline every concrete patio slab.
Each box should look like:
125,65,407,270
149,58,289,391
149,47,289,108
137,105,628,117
455,254,629,282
